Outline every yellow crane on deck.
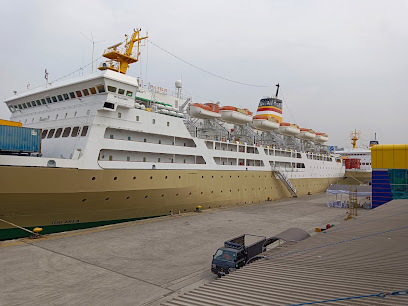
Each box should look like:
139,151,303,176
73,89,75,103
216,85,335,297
98,28,148,75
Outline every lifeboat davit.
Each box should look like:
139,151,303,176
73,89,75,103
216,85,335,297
187,103,221,119
251,115,280,131
278,123,300,136
315,132,329,143
297,128,316,140
220,106,253,125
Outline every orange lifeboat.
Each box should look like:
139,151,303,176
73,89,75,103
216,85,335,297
220,106,253,125
187,103,221,119
278,123,300,136
315,132,329,143
297,128,316,140
251,115,280,131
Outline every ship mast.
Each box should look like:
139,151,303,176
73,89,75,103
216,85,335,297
350,129,360,149
98,28,148,75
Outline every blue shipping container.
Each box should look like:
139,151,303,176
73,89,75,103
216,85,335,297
0,125,41,153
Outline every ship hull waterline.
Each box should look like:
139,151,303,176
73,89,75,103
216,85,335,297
0,166,341,240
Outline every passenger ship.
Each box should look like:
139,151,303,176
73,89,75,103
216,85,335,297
0,29,344,240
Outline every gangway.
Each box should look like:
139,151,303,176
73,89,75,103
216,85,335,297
273,169,297,197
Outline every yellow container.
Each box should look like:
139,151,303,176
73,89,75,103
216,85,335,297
372,144,408,169
0,119,22,127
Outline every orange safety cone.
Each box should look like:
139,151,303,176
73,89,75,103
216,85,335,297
170,210,173,216
178,210,182,216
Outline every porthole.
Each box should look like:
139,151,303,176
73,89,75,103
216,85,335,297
165,176,168,179
126,196,130,200
201,192,203,194
212,176,214,178
230,175,232,178
144,195,148,199
183,209,186,212
211,191,214,193
150,176,153,179
106,198,109,201
92,177,96,180
202,176,204,178
221,191,223,193
161,194,164,197
179,176,181,179
114,177,117,180
176,193,179,196
189,192,192,195
82,199,86,202
230,190,232,192
133,176,136,180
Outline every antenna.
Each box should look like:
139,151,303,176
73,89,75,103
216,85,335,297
80,32,104,73
275,83,280,98
45,69,49,88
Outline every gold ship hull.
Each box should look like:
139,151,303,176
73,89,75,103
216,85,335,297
0,166,340,240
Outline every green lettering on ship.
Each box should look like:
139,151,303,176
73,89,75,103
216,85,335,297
0,215,165,241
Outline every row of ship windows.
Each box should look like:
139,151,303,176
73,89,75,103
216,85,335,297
8,84,133,112
362,162,372,165
306,154,333,162
41,126,89,139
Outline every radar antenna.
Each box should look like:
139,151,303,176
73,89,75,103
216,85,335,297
98,28,148,74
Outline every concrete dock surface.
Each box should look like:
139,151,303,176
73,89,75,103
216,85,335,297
0,194,372,306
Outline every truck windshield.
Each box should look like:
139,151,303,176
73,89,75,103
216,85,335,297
214,250,237,262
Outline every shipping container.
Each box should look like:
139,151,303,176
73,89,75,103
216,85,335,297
345,158,361,170
0,119,22,127
0,125,41,154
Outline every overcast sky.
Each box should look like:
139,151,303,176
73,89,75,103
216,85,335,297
1,0,406,148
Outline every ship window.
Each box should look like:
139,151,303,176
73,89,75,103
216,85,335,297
36,100,41,106
109,134,114,139
128,136,131,140
47,129,55,138
143,139,146,142
41,99,47,105
71,126,80,137
118,112,121,118
18,104,22,109
57,95,63,101
109,155,112,161
152,119,155,124
63,93,69,100
69,92,76,99
136,116,139,121
97,85,106,93
167,122,170,127
158,158,161,162
89,87,97,94
52,96,58,103
158,140,161,144
81,126,89,136
75,91,82,98
55,128,63,138
62,127,71,137
27,102,32,108
143,157,146,162
46,97,52,104
126,91,133,97
103,102,115,109
107,86,117,93
118,88,125,95
31,101,36,107
8,106,15,112
82,89,89,96
22,103,27,109
41,130,48,139
127,156,130,161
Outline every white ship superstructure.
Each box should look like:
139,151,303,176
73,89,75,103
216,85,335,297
4,69,342,177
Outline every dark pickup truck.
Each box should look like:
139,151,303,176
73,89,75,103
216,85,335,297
211,228,310,276
211,234,272,276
